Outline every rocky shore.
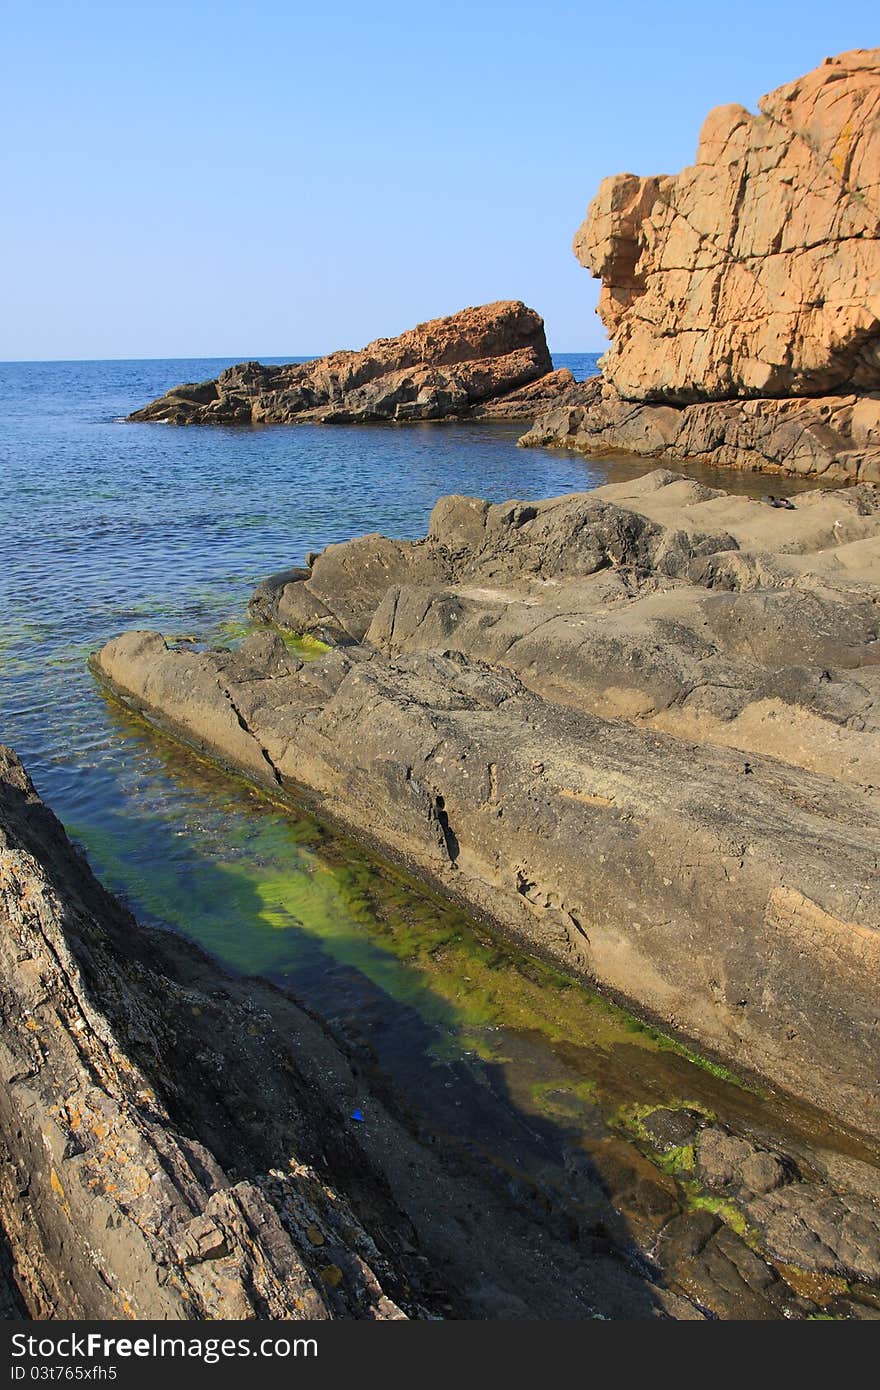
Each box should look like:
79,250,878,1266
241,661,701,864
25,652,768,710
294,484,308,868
92,470,880,1148
5,743,880,1321
0,745,428,1319
522,49,880,481
128,302,574,426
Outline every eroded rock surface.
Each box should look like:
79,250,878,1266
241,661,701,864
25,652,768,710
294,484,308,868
523,50,880,478
129,302,573,426
0,746,423,1319
92,472,880,1145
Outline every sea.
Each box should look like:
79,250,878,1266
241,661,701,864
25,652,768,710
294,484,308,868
0,354,825,1187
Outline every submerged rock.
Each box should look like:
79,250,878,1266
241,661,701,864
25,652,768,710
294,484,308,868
92,470,880,1143
522,49,880,479
128,301,574,426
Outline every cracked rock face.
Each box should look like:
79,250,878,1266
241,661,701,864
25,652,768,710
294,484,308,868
93,471,880,1141
523,50,880,480
580,49,880,405
127,301,574,426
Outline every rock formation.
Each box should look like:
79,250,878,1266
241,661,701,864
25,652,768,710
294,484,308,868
523,49,880,479
93,472,880,1146
128,302,573,426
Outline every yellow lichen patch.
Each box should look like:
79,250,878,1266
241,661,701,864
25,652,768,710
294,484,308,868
318,1264,343,1287
305,1225,325,1247
49,1167,72,1219
831,120,852,178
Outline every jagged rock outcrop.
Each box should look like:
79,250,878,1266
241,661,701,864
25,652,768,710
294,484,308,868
92,472,880,1144
523,50,880,478
129,302,574,426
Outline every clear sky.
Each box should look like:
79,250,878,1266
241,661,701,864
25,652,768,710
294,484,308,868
2,1,877,359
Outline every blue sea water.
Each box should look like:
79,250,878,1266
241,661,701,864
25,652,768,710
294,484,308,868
1,352,607,816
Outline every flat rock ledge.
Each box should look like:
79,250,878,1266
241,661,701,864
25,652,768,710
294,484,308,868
92,470,880,1148
128,301,574,426
520,377,880,483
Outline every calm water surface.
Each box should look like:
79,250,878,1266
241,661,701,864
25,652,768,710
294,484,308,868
0,357,853,1190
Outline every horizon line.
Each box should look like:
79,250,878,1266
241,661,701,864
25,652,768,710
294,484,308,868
0,348,605,366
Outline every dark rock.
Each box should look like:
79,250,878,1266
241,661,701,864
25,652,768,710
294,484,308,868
519,377,880,484
0,745,417,1319
747,1184,880,1284
697,1128,793,1196
656,1211,811,1320
641,1108,704,1153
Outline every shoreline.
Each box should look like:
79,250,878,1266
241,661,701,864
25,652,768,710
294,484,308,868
90,469,880,1146
5,741,880,1320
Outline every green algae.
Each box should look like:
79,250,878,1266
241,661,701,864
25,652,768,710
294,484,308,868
683,1189,749,1238
207,616,331,661
527,1077,599,1121
655,1143,697,1175
214,617,255,645
280,631,331,660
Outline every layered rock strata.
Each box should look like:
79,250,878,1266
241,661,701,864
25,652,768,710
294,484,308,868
93,471,880,1143
524,50,880,478
128,302,573,426
0,746,428,1319
521,376,880,482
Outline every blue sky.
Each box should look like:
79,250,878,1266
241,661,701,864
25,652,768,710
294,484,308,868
2,1,877,359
